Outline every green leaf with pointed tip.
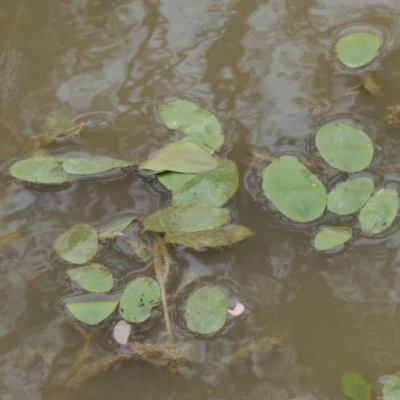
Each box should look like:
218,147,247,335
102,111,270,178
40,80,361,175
336,32,381,68
67,263,113,292
46,114,75,131
66,301,118,325
10,157,70,184
165,224,252,248
119,277,161,323
62,157,136,175
158,171,196,191
359,189,399,235
178,132,224,154
144,203,229,233
172,158,239,207
120,238,152,262
383,372,400,400
341,371,371,400
55,223,98,264
314,226,352,251
262,156,327,222
316,123,374,172
328,177,374,215
186,286,227,334
98,218,134,240
140,142,219,173
158,99,220,136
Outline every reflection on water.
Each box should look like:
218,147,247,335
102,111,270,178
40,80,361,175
2,0,400,398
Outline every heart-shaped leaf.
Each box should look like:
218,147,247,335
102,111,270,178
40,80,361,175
383,372,400,400
67,263,113,292
341,371,371,400
66,300,118,325
314,226,352,251
62,157,136,175
262,156,327,222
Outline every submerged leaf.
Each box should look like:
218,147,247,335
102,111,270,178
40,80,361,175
158,171,196,191
178,132,224,153
327,177,374,215
359,189,399,235
262,156,327,222
98,218,134,240
67,263,113,292
119,277,161,323
62,157,136,175
185,286,227,335
314,226,352,251
66,301,118,325
55,223,98,264
144,203,229,233
316,123,374,172
158,99,220,136
140,142,219,173
336,32,381,68
165,224,252,248
120,238,152,262
10,157,70,184
341,371,371,400
383,372,400,400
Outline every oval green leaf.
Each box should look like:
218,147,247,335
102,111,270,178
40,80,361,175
383,372,400,400
10,157,70,184
316,123,374,172
185,286,227,335
341,371,371,400
55,223,98,264
144,203,229,233
178,132,224,153
98,218,134,240
140,142,219,173
336,32,381,68
262,156,327,222
359,189,399,235
328,177,374,215
62,157,136,175
172,158,239,207
119,277,161,323
314,226,352,251
158,171,196,191
66,301,118,325
158,99,220,136
67,263,113,292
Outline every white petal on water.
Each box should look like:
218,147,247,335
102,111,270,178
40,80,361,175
227,301,245,317
113,320,131,345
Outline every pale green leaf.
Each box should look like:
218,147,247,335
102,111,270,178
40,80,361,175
67,263,113,292
314,226,352,251
158,171,196,191
383,372,400,400
66,301,118,325
341,371,371,400
62,157,136,175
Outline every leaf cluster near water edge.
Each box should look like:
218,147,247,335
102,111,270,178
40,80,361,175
262,156,327,222
172,158,239,207
166,225,252,249
66,301,118,325
62,157,137,175
98,218,135,240
336,32,381,68
119,277,161,323
140,142,218,174
314,226,352,251
316,123,374,172
359,189,399,235
185,286,227,335
341,371,371,400
144,203,229,233
383,372,400,400
10,157,70,184
67,263,113,292
55,223,98,264
328,177,374,215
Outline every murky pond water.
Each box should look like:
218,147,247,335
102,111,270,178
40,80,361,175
2,1,400,399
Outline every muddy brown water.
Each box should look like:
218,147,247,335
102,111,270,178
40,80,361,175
1,1,400,399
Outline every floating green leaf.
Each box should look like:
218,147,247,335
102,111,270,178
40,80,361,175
328,177,374,215
10,157,70,184
98,218,134,240
46,114,75,131
185,286,227,334
120,238,151,262
316,123,373,172
359,189,399,235
336,32,381,68
178,132,224,153
55,223,98,264
140,142,219,173
341,371,371,400
172,158,239,207
144,203,229,233
119,277,161,323
165,224,252,248
158,172,196,191
314,226,352,251
67,263,113,292
62,157,136,175
66,301,118,325
262,156,327,222
383,372,400,400
158,99,220,136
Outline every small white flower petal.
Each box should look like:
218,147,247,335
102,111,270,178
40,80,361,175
228,301,245,317
113,320,131,345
